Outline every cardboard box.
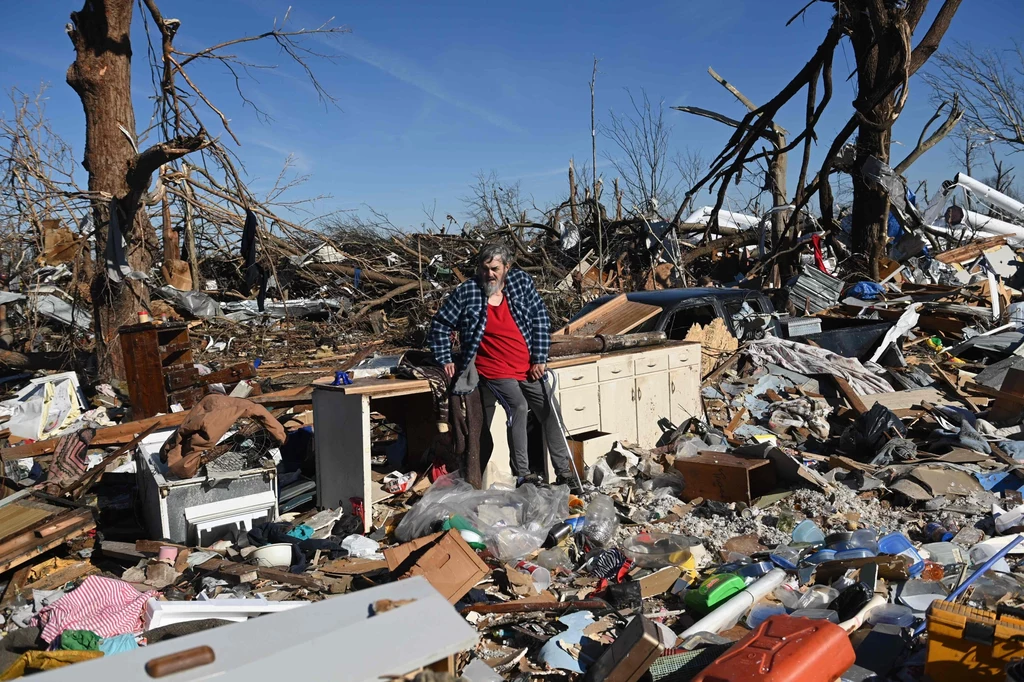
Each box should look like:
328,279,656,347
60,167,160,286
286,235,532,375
384,531,489,605
567,431,619,470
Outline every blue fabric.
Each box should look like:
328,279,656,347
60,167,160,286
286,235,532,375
428,268,551,368
99,634,138,656
849,281,886,300
286,524,313,540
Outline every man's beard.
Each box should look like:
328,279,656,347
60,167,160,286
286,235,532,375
481,277,502,296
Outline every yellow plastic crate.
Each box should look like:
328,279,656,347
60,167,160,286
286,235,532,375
926,600,1024,681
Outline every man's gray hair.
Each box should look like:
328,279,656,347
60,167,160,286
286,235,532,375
477,242,514,267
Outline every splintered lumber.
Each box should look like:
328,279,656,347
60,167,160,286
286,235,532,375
1,412,186,460
833,377,868,415
197,557,326,590
1,386,307,461
934,235,1007,264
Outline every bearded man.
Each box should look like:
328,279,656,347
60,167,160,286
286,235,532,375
428,243,579,492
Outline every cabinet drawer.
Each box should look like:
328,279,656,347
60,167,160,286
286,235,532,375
668,343,701,369
559,386,600,432
635,352,668,375
598,358,634,381
554,363,598,389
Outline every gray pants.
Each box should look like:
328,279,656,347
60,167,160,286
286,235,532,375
482,377,573,479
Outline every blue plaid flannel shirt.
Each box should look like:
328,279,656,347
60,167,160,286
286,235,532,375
428,268,551,369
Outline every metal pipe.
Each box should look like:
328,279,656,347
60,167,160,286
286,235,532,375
953,173,1024,222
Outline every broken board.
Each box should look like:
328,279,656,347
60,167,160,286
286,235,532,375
857,387,960,412
554,294,661,338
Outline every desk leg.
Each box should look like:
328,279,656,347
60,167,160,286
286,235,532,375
314,390,373,533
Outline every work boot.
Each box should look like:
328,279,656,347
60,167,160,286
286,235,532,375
516,473,543,488
554,474,584,496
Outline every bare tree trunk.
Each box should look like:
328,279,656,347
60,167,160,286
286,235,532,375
848,9,902,279
67,0,154,383
568,159,579,224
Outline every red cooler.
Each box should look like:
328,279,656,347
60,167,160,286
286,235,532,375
693,615,855,682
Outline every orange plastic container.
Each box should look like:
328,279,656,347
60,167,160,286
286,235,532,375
692,615,855,682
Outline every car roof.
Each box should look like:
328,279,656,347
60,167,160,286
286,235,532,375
588,287,765,308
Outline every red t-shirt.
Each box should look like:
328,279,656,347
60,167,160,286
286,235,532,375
474,295,531,381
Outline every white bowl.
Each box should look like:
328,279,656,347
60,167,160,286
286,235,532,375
251,543,293,568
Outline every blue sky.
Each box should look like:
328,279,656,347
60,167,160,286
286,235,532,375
1,1,1021,229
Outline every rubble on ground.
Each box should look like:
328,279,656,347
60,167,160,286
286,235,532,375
3,173,1024,679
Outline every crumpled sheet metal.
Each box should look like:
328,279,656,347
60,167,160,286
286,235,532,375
745,337,892,395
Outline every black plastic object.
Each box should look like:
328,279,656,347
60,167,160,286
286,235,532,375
545,521,574,548
840,403,907,461
604,580,643,610
800,322,895,361
828,582,874,622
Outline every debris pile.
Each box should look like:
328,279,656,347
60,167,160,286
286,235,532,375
2,172,1024,679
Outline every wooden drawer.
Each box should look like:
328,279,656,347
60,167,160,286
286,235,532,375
559,386,600,432
635,352,668,375
598,357,634,381
554,363,598,389
668,343,701,369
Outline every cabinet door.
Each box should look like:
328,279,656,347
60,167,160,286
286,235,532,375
635,372,671,449
599,377,638,445
670,365,703,427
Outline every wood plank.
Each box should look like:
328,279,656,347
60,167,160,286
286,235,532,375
857,387,959,411
311,377,431,399
21,560,97,593
0,505,54,538
554,294,631,336
564,299,661,337
1,412,187,460
934,235,1007,264
319,558,390,576
833,377,868,415
0,517,95,574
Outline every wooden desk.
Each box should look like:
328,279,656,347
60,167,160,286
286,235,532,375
312,342,702,532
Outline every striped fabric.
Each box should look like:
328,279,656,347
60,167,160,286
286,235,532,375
37,576,157,643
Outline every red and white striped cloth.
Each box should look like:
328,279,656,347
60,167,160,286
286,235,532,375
37,576,157,643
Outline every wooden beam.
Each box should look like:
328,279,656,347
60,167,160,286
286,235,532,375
833,377,869,415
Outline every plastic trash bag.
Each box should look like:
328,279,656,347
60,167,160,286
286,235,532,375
840,403,907,460
394,473,568,561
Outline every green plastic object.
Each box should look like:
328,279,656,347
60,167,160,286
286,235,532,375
685,572,746,615
442,515,487,550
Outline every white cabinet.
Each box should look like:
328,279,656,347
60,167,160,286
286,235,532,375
670,366,702,426
636,372,671,447
481,343,701,484
599,377,639,445
594,344,701,449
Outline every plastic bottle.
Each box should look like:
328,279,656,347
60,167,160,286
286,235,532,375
794,585,839,610
582,495,619,547
535,547,573,572
774,582,803,610
746,603,787,629
790,609,840,623
515,560,551,592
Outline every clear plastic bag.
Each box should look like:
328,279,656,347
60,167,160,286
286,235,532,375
394,473,569,561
